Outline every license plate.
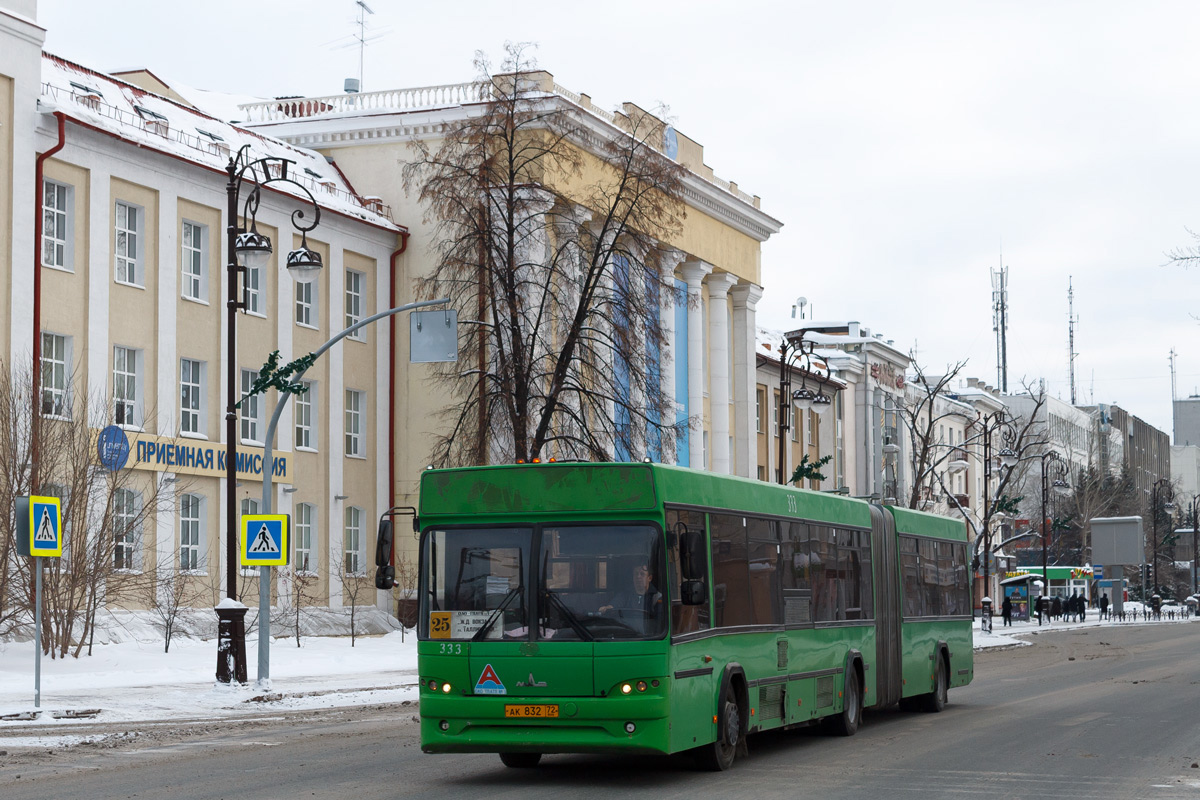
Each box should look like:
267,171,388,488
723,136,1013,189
504,704,559,718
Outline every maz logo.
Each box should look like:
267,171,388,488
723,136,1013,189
516,673,547,688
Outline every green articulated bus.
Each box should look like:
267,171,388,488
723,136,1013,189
405,462,972,770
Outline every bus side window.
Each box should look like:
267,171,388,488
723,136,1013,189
667,508,709,634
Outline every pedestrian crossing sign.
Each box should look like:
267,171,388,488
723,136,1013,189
240,514,289,567
20,495,62,557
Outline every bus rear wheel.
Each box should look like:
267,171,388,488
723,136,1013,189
499,752,542,768
697,684,740,771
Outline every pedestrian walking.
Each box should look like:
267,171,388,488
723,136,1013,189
1002,594,1013,627
1099,593,1109,620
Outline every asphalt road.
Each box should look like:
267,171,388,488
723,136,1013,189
3,622,1199,799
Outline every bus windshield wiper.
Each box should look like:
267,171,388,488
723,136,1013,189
543,588,593,641
473,586,523,642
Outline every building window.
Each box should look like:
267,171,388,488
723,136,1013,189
345,389,363,457
345,270,364,339
181,220,206,301
240,369,262,443
42,180,72,269
245,262,262,315
40,332,70,418
240,498,260,575
344,506,363,575
113,488,139,571
807,410,816,446
295,503,315,573
114,201,142,285
295,381,315,450
180,358,204,436
296,280,316,327
180,493,202,572
792,402,799,442
113,346,140,427
755,388,764,433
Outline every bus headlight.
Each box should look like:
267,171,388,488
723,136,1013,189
442,683,452,693
636,681,648,692
621,683,633,695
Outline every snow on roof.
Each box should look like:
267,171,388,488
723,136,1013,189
39,53,398,232
755,326,845,387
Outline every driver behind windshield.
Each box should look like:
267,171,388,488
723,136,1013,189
600,562,662,618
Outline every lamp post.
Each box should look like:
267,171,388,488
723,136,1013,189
776,328,832,486
218,144,324,684
1148,477,1174,597
1038,450,1070,624
976,410,1018,617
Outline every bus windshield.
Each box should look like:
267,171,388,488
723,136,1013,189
420,524,666,641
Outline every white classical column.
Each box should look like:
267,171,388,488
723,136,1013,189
679,261,712,468
706,272,738,474
730,283,764,479
658,249,686,464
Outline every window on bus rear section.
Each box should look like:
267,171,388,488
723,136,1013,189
420,528,531,639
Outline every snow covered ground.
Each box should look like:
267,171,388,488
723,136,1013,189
0,603,1192,750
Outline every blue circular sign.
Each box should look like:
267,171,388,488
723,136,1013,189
97,425,130,471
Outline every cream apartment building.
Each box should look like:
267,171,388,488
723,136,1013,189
1,7,401,612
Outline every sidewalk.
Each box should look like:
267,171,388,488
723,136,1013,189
973,600,1196,650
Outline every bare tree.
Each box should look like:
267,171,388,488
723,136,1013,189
273,566,321,648
403,43,690,466
900,359,971,510
142,548,206,653
332,550,372,647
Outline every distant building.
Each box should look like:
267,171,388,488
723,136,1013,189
1174,395,1200,446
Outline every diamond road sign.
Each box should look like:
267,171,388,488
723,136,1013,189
240,514,289,567
16,495,62,557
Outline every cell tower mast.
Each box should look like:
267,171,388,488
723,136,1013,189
1170,347,1177,402
991,258,1009,393
1067,277,1078,405
355,1,374,91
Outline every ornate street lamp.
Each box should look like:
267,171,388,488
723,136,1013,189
1149,477,1174,597
776,328,832,486
218,144,324,684
1038,450,1070,624
975,409,1018,618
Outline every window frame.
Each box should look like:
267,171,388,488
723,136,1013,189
295,381,316,451
179,493,204,573
295,278,317,328
244,262,264,316
113,345,142,429
180,358,205,438
295,502,316,575
40,331,71,419
114,200,144,287
42,179,73,271
344,505,364,576
344,388,364,458
113,487,141,572
240,368,262,444
181,219,208,302
345,269,365,340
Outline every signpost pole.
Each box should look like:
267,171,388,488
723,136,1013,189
34,555,41,708
259,565,270,683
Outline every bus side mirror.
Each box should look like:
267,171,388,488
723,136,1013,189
680,530,704,578
680,579,706,606
376,519,394,568
375,565,396,590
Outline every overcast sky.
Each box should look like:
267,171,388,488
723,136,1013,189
36,0,1200,434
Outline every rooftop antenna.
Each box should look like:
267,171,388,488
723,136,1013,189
1170,347,1177,402
791,296,808,320
355,1,373,91
1067,276,1078,405
990,254,1008,393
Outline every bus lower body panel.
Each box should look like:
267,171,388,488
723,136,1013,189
420,694,670,755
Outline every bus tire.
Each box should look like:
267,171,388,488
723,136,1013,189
830,667,862,736
696,683,741,771
499,752,542,768
922,655,948,713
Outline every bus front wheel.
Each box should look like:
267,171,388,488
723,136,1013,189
829,669,861,736
921,656,948,713
499,752,542,769
697,684,741,771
